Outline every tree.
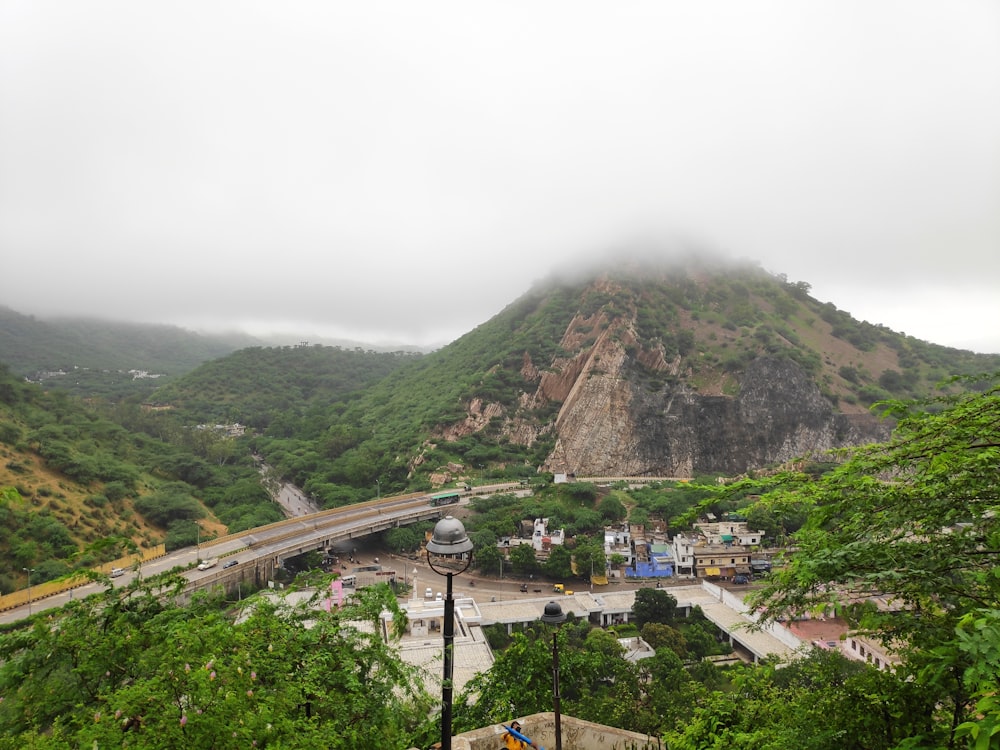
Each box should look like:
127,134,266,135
665,651,933,750
742,373,1000,747
474,543,502,576
640,622,687,658
597,494,626,522
453,631,554,732
543,544,573,580
134,486,205,528
509,543,539,577
631,588,678,628
384,526,421,553
569,542,605,584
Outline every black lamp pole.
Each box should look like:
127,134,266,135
540,600,567,750
427,516,473,750
442,570,456,746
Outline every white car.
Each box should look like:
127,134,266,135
425,587,433,599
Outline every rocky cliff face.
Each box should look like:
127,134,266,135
468,275,895,478
537,347,890,477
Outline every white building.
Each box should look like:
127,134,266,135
531,518,565,551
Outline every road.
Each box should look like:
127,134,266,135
1,479,692,624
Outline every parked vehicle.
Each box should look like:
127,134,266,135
733,574,750,584
519,583,528,593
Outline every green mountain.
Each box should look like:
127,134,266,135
147,344,422,428
229,257,1000,503
0,307,264,400
0,306,258,374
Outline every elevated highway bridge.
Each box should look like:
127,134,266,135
0,483,520,622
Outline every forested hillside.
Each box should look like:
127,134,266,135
0,306,260,400
0,365,281,594
147,344,420,428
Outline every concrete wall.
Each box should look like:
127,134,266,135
416,712,663,750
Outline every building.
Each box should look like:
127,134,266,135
626,539,674,579
673,520,756,579
691,543,750,580
604,525,634,575
694,519,765,547
530,518,565,551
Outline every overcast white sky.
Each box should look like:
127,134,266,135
2,2,998,353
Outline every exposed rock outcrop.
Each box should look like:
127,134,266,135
540,352,890,477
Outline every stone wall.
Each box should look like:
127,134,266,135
414,712,664,750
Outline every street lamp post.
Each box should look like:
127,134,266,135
426,516,474,750
540,600,567,750
22,567,36,616
375,479,380,500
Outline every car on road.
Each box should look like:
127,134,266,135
110,568,125,578
425,587,433,599
223,560,239,569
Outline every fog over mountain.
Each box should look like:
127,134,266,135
2,2,998,352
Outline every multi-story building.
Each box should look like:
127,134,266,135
673,525,753,579
695,519,765,547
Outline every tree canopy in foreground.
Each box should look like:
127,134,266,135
743,373,1000,749
0,579,433,750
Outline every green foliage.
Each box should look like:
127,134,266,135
150,344,415,430
739,372,1000,747
665,652,935,750
631,588,678,628
509,543,540,577
133,483,205,528
543,544,574,580
473,542,502,576
383,525,422,554
641,621,688,657
0,579,430,749
627,481,719,531
456,619,643,736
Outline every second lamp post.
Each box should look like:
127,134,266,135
540,600,567,750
